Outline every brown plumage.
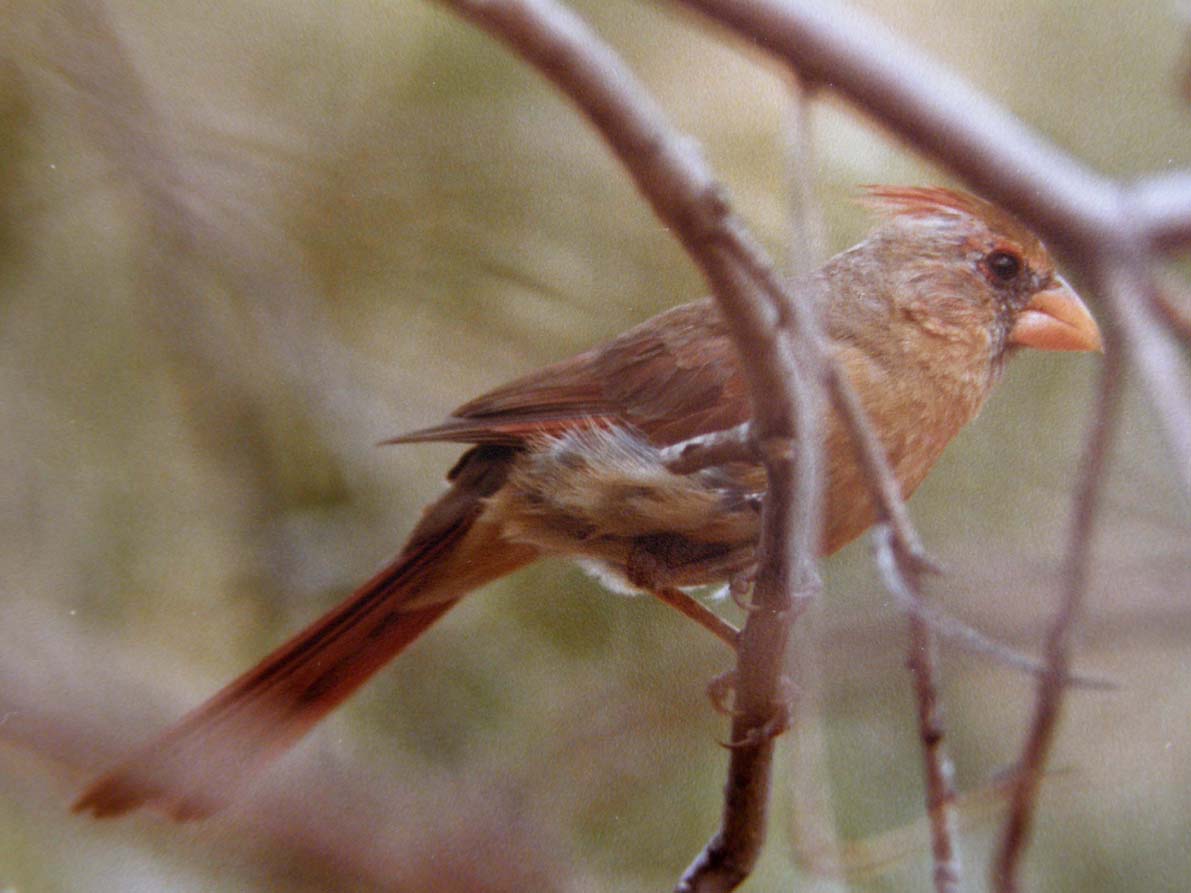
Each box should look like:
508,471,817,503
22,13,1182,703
74,187,1101,819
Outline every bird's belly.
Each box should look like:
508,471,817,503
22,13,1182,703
487,426,764,589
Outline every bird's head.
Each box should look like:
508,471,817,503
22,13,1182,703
829,186,1101,385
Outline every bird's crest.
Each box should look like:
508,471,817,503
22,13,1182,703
859,185,1048,267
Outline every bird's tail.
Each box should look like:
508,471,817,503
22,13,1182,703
74,447,535,820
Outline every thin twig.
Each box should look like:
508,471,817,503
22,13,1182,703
1151,271,1191,343
776,72,849,886
1099,264,1191,503
873,534,1114,691
1180,1,1191,106
991,292,1124,893
908,613,962,893
783,76,828,279
875,528,962,892
828,367,935,567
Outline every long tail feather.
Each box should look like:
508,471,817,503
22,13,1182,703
75,447,534,819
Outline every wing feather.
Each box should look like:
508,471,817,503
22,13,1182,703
388,299,752,449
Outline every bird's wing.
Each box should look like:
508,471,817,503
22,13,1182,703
388,300,752,449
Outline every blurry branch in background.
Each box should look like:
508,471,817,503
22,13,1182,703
782,78,827,279
47,0,418,472
43,0,444,609
786,75,962,893
785,78,958,893
779,78,847,884
44,0,289,569
1152,271,1191,342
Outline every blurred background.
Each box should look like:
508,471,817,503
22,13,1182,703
1,0,1189,890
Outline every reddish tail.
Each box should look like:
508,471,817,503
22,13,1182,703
75,447,534,820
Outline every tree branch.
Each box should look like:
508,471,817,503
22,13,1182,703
876,530,961,893
660,423,756,474
1151,273,1191,343
1104,266,1191,501
908,611,961,893
1130,172,1191,249
671,0,1119,251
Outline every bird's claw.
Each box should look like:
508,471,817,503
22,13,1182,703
729,569,758,611
707,671,797,724
718,702,791,750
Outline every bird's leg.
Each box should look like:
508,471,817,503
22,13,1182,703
646,585,739,649
624,539,740,648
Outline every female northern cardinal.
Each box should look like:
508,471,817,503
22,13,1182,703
75,187,1101,819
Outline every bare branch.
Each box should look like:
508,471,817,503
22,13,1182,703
991,309,1124,893
874,529,962,892
907,610,962,893
873,530,1114,691
672,0,1120,253
783,79,828,279
1101,266,1191,501
1151,273,1191,343
1129,173,1191,249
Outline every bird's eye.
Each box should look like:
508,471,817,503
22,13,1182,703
985,249,1022,283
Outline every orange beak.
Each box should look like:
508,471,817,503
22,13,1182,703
1008,277,1103,353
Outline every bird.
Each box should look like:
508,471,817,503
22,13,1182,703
73,186,1101,820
